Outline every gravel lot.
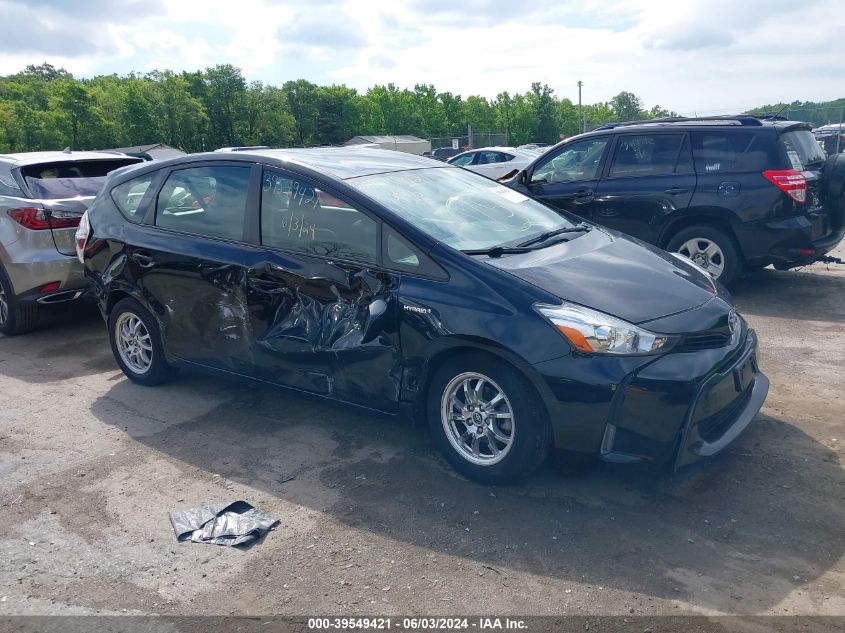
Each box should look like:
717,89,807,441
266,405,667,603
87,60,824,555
0,246,843,619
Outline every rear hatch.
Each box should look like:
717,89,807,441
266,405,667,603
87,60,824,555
777,127,839,235
17,158,140,255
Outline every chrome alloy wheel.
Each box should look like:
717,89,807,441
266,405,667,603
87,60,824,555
115,312,153,374
441,372,515,466
0,284,7,326
676,237,725,278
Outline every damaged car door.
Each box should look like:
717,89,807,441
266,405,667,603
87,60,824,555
245,169,401,412
137,163,257,369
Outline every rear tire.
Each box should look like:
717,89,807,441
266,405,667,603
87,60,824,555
666,225,741,285
0,265,38,336
427,352,551,484
108,298,176,386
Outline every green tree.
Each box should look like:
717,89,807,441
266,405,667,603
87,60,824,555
51,80,100,148
528,82,558,143
316,84,360,145
203,64,246,147
282,79,320,145
609,91,643,121
556,98,580,139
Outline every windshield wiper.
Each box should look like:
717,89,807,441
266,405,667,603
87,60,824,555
517,222,591,248
462,245,535,258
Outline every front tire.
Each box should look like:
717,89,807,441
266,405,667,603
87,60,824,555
666,225,741,285
108,298,176,386
427,353,550,484
0,265,38,336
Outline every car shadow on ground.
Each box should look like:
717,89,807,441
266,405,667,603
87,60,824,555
0,300,114,383
90,371,844,614
731,266,845,323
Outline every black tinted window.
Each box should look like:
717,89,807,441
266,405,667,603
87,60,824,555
691,131,774,173
156,165,251,240
675,136,694,173
260,170,378,264
609,134,684,177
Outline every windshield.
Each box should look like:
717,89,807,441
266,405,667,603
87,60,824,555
21,159,140,200
347,166,576,251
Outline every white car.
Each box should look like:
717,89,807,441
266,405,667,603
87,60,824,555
447,147,541,180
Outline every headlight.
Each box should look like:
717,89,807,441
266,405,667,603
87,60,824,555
534,302,675,355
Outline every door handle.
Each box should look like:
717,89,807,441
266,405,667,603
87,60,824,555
574,189,593,198
129,250,155,268
664,187,689,195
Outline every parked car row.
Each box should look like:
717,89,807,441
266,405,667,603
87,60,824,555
61,145,772,483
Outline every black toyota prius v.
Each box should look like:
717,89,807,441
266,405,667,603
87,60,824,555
78,148,769,484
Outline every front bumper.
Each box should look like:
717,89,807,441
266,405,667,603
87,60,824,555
530,327,768,467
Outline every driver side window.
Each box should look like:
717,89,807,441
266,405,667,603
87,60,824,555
530,138,608,184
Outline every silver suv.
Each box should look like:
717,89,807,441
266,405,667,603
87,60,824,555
0,150,141,334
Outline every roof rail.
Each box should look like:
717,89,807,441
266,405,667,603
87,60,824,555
592,114,765,131
214,146,271,152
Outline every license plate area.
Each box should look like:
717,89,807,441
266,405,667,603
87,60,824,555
692,352,756,424
733,354,756,392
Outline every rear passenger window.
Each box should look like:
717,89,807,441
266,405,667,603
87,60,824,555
691,131,774,173
111,174,155,222
478,151,509,164
156,166,251,240
609,134,684,177
260,170,378,264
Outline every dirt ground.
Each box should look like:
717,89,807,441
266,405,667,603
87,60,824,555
0,246,843,620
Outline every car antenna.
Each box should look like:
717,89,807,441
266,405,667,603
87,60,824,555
62,146,72,154
765,104,789,120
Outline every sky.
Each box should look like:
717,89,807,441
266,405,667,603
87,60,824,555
1,0,844,115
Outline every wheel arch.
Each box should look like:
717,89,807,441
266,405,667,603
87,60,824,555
414,337,555,438
658,210,744,254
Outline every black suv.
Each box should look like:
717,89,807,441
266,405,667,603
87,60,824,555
507,115,845,284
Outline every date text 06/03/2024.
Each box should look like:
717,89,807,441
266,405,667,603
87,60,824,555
307,617,528,630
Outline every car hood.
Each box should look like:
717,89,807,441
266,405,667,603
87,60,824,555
484,228,720,326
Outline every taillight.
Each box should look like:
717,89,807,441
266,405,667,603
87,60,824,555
75,210,91,264
7,207,82,229
763,169,807,204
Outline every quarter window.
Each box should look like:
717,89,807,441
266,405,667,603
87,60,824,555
260,170,378,264
111,174,155,221
608,134,685,177
155,165,251,240
691,131,775,173
531,138,608,184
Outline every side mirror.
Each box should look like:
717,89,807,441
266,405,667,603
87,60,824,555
519,170,529,186
362,298,388,344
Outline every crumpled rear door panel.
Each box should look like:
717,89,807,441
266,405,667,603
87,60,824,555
245,250,402,413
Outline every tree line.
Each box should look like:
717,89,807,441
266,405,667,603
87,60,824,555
0,63,683,153
6,62,839,154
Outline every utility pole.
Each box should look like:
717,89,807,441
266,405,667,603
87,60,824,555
577,80,583,134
